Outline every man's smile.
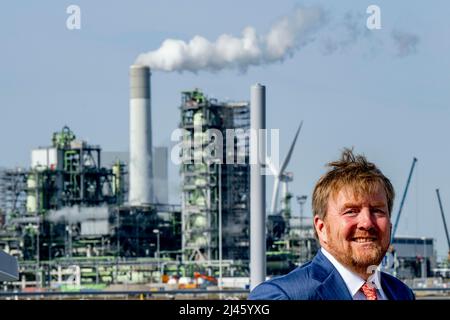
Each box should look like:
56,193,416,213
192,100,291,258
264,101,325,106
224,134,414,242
350,237,377,243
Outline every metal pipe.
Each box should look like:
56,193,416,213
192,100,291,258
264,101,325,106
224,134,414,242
129,65,153,205
250,83,266,290
218,164,222,289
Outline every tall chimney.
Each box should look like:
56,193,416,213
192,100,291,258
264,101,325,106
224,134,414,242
250,83,266,290
129,65,153,205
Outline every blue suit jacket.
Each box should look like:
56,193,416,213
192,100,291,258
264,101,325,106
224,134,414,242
248,250,415,300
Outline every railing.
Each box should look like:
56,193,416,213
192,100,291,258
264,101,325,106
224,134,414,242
0,289,249,299
0,287,448,299
411,287,450,291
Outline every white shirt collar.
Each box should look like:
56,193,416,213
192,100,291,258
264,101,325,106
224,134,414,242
321,248,384,298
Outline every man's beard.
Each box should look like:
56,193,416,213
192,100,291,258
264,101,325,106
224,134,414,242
348,244,385,270
326,229,389,275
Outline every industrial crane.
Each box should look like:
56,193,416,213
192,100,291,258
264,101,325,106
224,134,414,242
384,157,417,276
435,189,450,261
391,157,418,240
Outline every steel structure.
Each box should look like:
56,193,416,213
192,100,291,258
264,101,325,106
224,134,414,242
0,168,28,218
0,127,182,268
179,89,250,262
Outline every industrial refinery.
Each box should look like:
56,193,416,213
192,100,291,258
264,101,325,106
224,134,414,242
0,65,313,294
0,64,448,299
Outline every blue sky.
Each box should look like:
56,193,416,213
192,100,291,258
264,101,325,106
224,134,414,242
1,1,450,260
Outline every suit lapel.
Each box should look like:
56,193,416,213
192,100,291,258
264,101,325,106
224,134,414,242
316,270,353,300
312,251,353,300
380,273,396,300
311,251,409,300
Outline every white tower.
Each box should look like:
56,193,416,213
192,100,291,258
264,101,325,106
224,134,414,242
129,65,153,205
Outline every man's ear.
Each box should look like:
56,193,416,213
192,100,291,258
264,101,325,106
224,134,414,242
314,215,327,243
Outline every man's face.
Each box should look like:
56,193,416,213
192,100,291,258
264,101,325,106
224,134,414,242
315,184,391,275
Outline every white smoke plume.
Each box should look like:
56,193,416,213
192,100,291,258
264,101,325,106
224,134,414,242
391,29,420,57
135,6,327,72
47,205,109,224
135,6,420,72
320,11,371,55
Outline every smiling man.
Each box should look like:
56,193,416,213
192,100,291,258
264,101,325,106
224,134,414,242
248,148,415,300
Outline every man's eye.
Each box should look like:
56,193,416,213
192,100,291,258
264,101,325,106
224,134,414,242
373,209,387,215
344,210,357,215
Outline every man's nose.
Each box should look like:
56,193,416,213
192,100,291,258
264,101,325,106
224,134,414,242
357,208,375,230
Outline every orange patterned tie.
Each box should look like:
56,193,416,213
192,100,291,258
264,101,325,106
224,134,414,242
360,282,378,300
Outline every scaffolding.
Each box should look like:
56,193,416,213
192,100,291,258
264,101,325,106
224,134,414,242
29,126,118,210
180,89,250,262
0,127,125,262
0,168,28,219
